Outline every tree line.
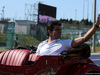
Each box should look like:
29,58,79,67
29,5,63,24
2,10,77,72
60,18,93,25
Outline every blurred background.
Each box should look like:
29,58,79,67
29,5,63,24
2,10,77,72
0,0,100,52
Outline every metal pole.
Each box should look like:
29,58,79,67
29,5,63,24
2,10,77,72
93,0,96,52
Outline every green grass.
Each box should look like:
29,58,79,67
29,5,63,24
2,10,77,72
0,33,6,46
0,33,41,46
0,33,41,52
17,34,41,46
0,33,100,53
0,49,8,52
90,46,100,53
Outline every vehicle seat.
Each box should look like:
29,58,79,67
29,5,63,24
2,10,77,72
29,53,36,61
0,49,29,66
28,53,36,65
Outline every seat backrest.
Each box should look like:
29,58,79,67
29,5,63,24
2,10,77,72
0,49,29,66
29,53,36,61
0,51,5,63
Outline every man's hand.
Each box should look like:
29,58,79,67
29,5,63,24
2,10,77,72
95,13,100,25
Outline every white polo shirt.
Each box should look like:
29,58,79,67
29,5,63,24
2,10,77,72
36,39,72,55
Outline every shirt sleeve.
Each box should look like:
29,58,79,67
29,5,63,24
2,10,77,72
36,43,41,55
36,40,48,55
65,39,72,49
36,40,46,55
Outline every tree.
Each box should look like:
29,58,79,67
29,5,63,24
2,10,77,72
69,19,73,24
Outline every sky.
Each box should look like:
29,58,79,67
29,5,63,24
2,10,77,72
0,0,100,21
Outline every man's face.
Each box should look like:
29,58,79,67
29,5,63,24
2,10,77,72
50,25,61,39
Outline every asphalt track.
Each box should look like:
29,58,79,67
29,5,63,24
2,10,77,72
89,53,100,67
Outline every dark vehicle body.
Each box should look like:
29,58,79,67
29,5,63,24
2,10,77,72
0,44,100,75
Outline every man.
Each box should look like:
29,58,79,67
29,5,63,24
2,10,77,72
14,34,19,48
35,13,100,60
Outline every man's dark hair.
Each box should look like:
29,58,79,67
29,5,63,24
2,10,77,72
47,20,61,36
